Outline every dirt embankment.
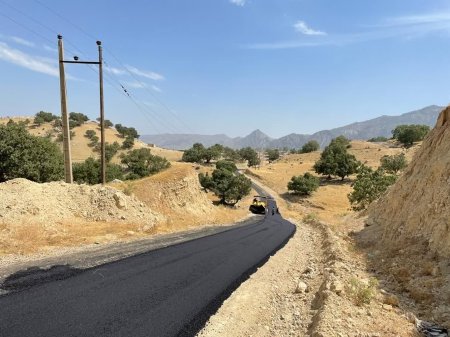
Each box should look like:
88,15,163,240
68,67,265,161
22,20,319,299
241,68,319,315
361,106,450,328
0,178,163,254
0,162,255,257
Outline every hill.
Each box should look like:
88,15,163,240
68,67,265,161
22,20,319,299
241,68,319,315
0,117,183,163
141,105,442,149
361,107,450,328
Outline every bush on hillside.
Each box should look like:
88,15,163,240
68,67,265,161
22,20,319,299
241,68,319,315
0,122,64,182
198,160,251,205
392,124,430,146
380,153,407,174
368,136,388,142
115,124,139,139
287,172,320,196
69,112,89,128
85,130,97,139
313,136,359,180
73,158,124,184
239,147,260,167
122,136,134,149
121,148,170,179
300,140,320,153
266,148,280,162
348,166,397,211
34,111,58,125
96,117,113,128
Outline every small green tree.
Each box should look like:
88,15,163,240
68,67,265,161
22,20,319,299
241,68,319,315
104,141,121,162
368,136,388,142
380,153,407,174
215,160,237,172
0,122,64,182
203,144,223,163
96,118,113,128
392,124,430,146
121,148,170,179
301,140,320,153
73,158,123,184
239,147,260,167
210,168,251,205
115,124,139,139
287,173,320,196
198,172,214,192
182,143,205,163
313,137,359,180
222,146,241,162
85,130,97,139
122,136,134,149
266,149,280,162
348,166,397,211
34,111,58,125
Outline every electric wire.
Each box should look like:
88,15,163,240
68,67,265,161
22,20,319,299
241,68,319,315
31,0,194,133
0,2,177,134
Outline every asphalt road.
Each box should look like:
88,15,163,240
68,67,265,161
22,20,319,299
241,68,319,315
0,199,295,337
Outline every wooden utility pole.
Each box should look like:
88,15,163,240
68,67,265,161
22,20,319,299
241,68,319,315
58,35,106,185
97,41,106,185
57,34,73,183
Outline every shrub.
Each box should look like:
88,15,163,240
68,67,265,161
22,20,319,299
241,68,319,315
346,277,379,306
0,122,64,182
368,136,388,142
85,130,97,139
287,172,320,196
239,147,260,167
301,140,320,153
392,124,430,146
115,123,139,139
121,148,170,179
69,112,89,128
122,136,134,149
182,143,206,163
215,160,237,172
198,172,214,192
73,158,124,184
266,148,280,162
34,111,58,125
348,166,397,211
380,153,407,174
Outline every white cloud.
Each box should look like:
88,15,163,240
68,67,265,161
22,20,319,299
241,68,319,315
378,12,450,28
151,85,162,93
123,81,146,89
105,65,126,75
10,36,35,47
247,10,450,50
0,42,59,76
230,0,246,6
43,44,58,53
105,64,164,81
126,65,165,81
293,21,326,36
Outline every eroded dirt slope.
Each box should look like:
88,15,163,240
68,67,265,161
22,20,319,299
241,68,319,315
360,107,450,328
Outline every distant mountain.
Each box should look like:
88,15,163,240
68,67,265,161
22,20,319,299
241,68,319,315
141,105,444,150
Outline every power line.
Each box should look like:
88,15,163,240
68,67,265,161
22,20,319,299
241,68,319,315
30,0,194,133
1,1,191,135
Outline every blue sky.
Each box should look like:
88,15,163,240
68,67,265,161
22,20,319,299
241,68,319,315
0,0,450,138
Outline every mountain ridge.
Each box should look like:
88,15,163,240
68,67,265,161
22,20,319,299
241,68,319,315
141,105,443,149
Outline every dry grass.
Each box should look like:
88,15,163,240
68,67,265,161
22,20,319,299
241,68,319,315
0,117,183,163
247,140,419,223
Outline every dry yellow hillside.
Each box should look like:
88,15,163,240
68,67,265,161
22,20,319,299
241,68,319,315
247,140,419,223
0,117,183,163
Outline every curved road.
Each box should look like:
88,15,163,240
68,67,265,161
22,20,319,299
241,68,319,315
0,199,295,337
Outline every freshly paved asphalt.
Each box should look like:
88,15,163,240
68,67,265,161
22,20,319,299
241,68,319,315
0,199,295,337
